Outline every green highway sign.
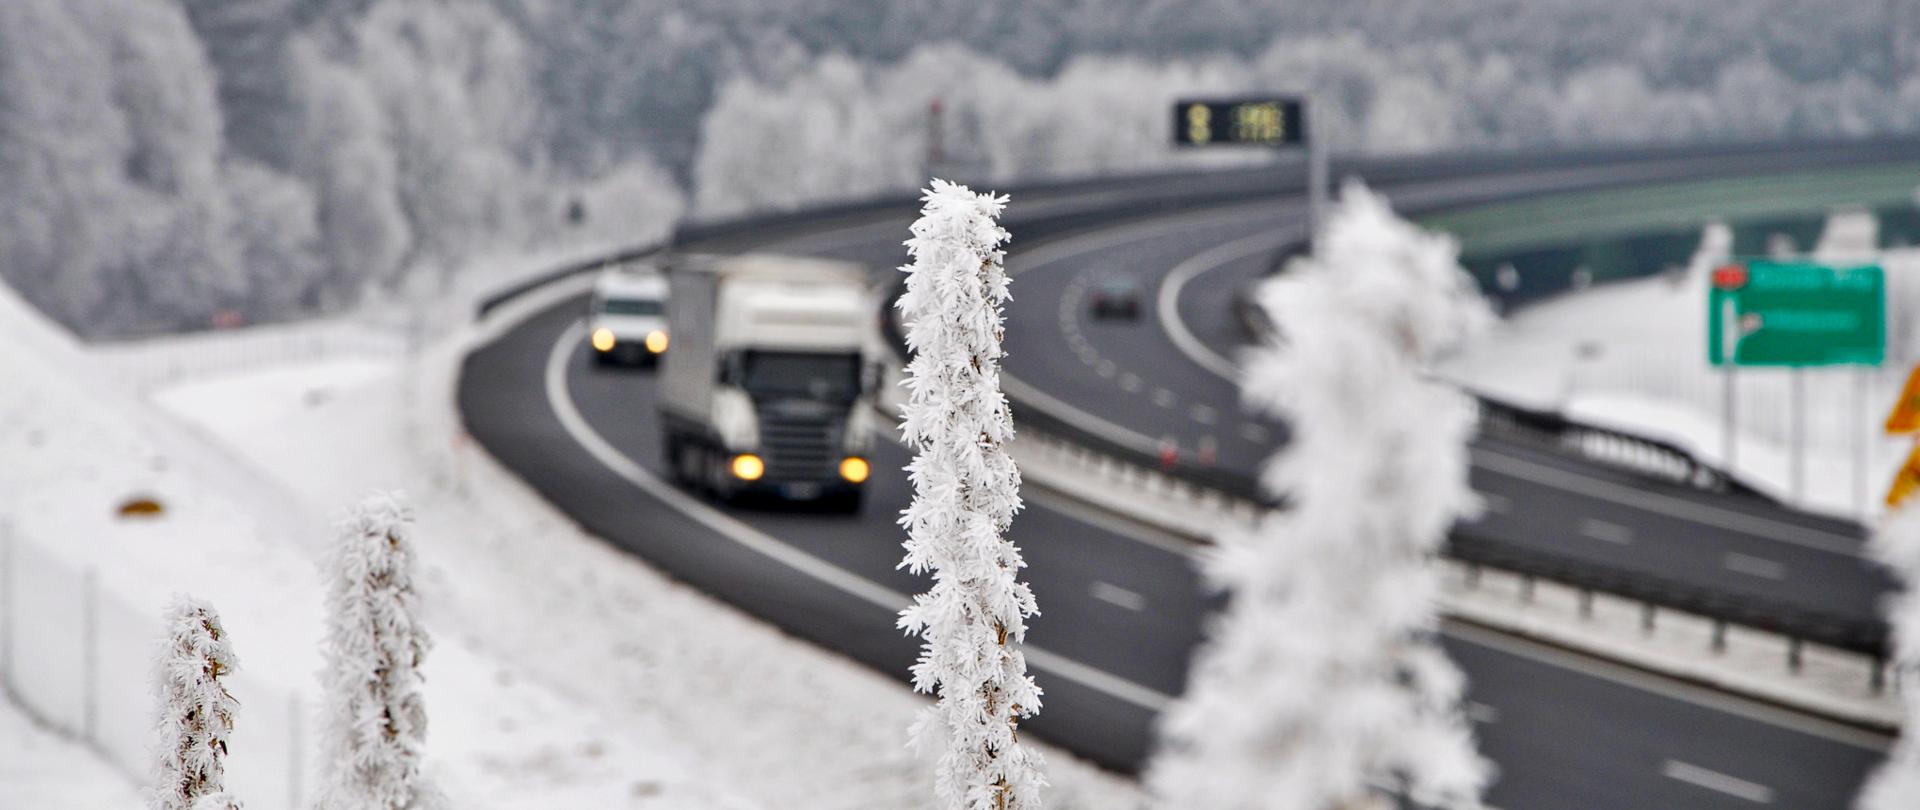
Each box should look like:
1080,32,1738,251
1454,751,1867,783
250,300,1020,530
1172,98,1304,147
1707,260,1884,367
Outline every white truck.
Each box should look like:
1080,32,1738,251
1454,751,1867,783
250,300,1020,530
657,254,878,510
586,264,670,367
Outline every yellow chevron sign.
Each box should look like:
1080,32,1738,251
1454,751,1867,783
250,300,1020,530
1888,364,1920,433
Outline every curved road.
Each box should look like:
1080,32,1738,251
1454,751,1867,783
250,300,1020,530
458,143,1915,807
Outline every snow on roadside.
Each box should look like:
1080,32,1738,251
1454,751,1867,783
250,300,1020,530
145,324,1148,806
1442,213,1920,519
0,276,755,809
0,697,142,809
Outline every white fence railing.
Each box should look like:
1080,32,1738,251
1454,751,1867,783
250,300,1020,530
90,318,411,395
0,520,314,809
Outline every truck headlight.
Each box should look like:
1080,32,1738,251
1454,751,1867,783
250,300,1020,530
645,330,669,354
839,456,869,484
730,453,765,481
590,328,616,352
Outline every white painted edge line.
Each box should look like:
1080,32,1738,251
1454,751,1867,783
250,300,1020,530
1155,228,1293,382
543,320,1174,713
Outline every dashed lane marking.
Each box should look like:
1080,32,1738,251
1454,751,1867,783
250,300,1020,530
1661,760,1775,804
1722,552,1787,581
1579,518,1635,545
1089,581,1148,612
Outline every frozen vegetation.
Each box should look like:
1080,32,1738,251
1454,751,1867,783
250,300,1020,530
895,181,1047,808
1148,184,1491,809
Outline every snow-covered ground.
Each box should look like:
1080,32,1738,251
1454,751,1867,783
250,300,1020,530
0,262,1143,808
0,695,143,809
1444,212,1920,519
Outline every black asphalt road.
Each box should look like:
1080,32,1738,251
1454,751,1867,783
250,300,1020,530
994,152,1914,633
459,141,1920,806
462,295,1886,809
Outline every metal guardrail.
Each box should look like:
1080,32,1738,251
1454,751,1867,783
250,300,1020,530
475,138,1908,665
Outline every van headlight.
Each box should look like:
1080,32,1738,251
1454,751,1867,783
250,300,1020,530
590,328,616,352
839,456,870,484
645,330,669,354
730,454,765,481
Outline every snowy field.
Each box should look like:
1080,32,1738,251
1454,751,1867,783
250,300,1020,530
0,270,1143,808
1444,212,1920,519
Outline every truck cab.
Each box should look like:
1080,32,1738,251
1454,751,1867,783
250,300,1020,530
657,254,877,511
587,265,670,367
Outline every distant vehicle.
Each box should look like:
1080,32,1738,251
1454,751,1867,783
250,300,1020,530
587,266,670,367
657,254,877,511
1088,275,1143,320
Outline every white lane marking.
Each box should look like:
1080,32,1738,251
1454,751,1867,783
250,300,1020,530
1722,552,1787,581
1444,620,1891,752
1189,404,1217,425
1089,581,1148,612
1661,760,1775,804
1466,702,1500,724
1472,448,1861,558
1156,227,1299,382
544,321,1173,713
1095,360,1116,378
1151,388,1177,409
1579,518,1634,545
1118,372,1143,393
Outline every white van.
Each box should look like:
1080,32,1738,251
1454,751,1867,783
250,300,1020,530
587,264,670,368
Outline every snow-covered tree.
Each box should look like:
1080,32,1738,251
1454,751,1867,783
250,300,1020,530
315,494,443,810
896,179,1046,810
149,596,242,810
1147,181,1492,810
1858,505,1920,808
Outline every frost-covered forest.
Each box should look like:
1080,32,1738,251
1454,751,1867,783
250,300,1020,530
4,0,1918,335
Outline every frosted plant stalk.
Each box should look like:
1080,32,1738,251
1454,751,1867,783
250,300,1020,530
1148,181,1492,810
315,494,442,810
150,596,242,810
1857,504,1920,808
896,179,1046,809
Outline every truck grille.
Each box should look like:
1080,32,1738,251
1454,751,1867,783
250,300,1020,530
758,408,844,480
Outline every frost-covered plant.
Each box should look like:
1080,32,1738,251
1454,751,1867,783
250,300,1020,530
1858,504,1920,809
149,596,241,810
315,494,442,810
896,179,1046,809
1148,181,1493,810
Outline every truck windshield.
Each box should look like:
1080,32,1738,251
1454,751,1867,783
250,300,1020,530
741,351,861,402
601,297,661,316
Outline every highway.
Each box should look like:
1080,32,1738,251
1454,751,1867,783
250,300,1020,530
458,142,1915,807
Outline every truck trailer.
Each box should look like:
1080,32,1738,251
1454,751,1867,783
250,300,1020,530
657,253,878,511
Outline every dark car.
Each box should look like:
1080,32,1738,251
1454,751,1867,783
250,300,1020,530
1088,276,1143,320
